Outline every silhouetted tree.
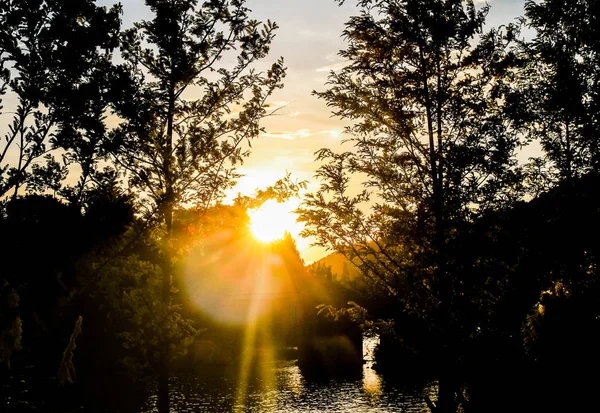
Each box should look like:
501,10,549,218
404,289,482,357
0,0,121,202
515,0,600,190
299,1,522,411
507,9,600,409
0,184,167,411
110,1,285,410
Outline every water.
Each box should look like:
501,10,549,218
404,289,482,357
142,339,437,413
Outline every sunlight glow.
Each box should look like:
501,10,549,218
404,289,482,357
183,231,285,325
363,365,383,399
249,198,301,242
236,264,271,408
362,336,382,400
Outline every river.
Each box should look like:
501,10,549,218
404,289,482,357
141,338,437,413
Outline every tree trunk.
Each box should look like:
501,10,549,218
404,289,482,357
157,74,176,413
158,202,173,413
420,42,455,413
12,117,26,199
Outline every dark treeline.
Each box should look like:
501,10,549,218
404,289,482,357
1,0,600,413
0,0,288,412
298,0,600,412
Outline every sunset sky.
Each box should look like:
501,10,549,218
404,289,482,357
109,1,526,187
3,0,528,263
103,0,528,262
220,0,526,262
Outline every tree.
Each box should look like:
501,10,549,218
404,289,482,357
0,0,121,202
110,1,285,411
515,0,600,190
299,0,522,411
0,183,160,411
0,2,121,388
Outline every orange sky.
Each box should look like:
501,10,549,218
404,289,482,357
2,0,530,263
214,0,529,262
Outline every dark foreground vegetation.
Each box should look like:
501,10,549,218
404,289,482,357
2,0,600,412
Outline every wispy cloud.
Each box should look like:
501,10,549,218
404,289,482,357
315,53,349,73
315,61,348,73
262,129,311,140
319,129,344,139
324,52,342,62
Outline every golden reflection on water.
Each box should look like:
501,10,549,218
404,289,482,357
362,363,383,400
279,363,304,397
235,258,276,411
362,336,383,401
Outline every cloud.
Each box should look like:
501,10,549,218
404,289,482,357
324,52,341,62
319,129,344,139
315,61,348,73
261,129,311,140
315,53,350,72
289,111,302,117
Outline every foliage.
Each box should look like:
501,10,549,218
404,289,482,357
518,173,600,360
81,252,195,387
299,1,526,411
300,0,522,346
110,2,285,409
4,0,600,411
317,301,395,338
112,0,286,219
0,188,153,408
236,172,308,209
514,0,600,186
0,0,122,201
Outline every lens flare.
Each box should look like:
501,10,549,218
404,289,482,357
249,198,301,242
180,215,324,410
183,233,284,325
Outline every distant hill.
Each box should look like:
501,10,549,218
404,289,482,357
309,251,361,282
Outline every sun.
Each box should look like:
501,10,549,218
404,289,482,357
248,198,300,242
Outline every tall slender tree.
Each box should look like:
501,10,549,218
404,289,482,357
110,1,285,411
299,1,521,411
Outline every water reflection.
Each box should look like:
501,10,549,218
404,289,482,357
362,363,383,400
361,336,383,402
143,356,435,413
279,363,304,397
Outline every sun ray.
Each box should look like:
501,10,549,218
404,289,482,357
235,247,276,409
